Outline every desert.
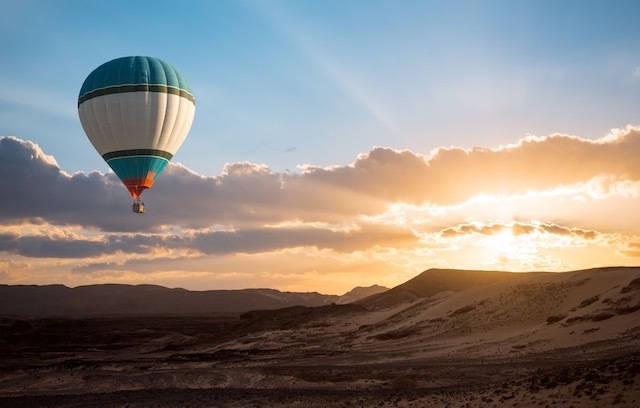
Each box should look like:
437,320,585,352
1,267,639,407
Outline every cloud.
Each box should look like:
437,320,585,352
285,126,640,212
621,242,640,258
407,127,640,205
0,221,417,260
190,222,417,255
440,222,504,238
0,259,29,270
0,258,29,282
439,220,601,241
0,136,135,229
71,257,186,275
536,223,598,240
2,127,640,236
0,230,156,258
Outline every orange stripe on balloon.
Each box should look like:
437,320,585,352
123,178,155,199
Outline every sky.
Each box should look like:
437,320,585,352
2,0,640,294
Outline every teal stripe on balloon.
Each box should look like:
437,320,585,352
106,156,170,182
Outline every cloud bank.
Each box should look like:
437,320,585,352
1,128,640,291
3,128,640,231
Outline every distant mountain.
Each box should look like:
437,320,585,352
0,283,387,317
358,268,546,309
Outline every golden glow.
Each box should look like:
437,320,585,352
486,227,519,258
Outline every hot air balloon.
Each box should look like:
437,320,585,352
77,56,195,213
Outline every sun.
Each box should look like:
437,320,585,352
492,228,517,254
483,227,527,268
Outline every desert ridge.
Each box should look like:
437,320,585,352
350,267,640,359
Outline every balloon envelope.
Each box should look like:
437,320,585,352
78,56,195,199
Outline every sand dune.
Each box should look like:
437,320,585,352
346,267,640,360
358,268,543,309
1,267,638,407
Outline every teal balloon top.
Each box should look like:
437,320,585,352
78,56,195,105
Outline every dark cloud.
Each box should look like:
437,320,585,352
440,223,504,238
0,223,417,259
439,221,601,240
0,137,137,230
537,223,598,239
189,222,417,255
0,230,156,258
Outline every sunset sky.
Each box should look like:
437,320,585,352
2,0,640,294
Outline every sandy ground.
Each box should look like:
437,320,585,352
1,267,639,407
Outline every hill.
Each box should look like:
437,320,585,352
347,267,640,360
358,268,545,309
0,283,386,316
